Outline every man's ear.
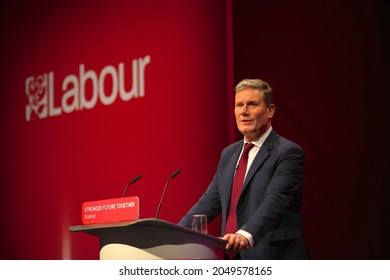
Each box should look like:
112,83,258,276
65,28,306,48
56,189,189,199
268,104,275,118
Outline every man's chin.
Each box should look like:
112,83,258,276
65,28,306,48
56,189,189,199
242,131,263,142
241,131,255,139
240,128,254,135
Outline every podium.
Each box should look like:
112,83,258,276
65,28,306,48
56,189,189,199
69,218,227,259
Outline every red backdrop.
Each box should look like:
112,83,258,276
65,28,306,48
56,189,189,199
0,0,231,259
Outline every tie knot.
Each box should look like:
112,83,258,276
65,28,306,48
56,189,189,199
245,143,254,147
243,143,254,156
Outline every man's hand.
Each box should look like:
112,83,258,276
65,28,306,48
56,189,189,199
222,233,250,256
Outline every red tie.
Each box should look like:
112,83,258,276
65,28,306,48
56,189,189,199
225,143,254,234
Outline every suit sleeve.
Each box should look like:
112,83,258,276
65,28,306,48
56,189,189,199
178,171,222,228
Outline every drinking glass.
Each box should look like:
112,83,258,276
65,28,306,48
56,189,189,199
191,214,207,234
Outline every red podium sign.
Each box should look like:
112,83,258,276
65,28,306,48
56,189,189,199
82,196,139,225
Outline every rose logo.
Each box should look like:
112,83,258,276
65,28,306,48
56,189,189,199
25,74,48,120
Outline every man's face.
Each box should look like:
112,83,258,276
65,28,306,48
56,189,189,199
234,88,275,142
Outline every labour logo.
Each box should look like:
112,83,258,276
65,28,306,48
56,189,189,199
25,74,49,121
24,55,151,122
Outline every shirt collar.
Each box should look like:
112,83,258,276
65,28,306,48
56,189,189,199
244,126,272,148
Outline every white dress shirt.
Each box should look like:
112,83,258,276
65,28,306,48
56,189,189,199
235,127,272,247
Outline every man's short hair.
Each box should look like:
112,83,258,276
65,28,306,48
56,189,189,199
235,79,273,107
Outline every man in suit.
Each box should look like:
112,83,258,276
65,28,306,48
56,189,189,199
179,79,308,259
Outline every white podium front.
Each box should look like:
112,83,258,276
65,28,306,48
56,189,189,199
69,218,227,260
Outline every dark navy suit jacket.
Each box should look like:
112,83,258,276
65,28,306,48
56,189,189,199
179,129,308,259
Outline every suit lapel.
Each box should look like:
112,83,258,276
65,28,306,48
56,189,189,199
241,130,277,195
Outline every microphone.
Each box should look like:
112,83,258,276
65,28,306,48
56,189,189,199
155,169,181,219
122,175,142,197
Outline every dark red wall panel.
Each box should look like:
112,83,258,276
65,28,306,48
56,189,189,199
232,0,389,259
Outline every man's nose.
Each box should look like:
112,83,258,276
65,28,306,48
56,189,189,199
241,105,249,115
